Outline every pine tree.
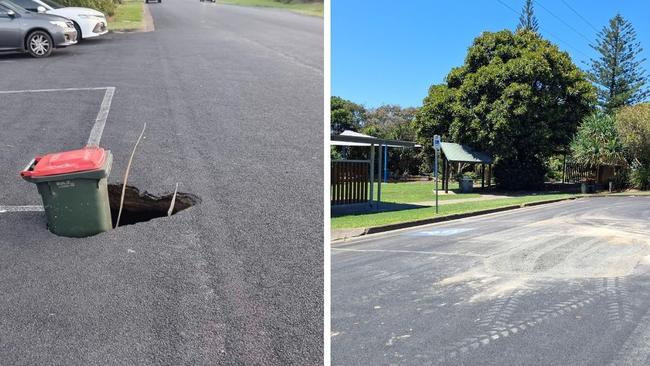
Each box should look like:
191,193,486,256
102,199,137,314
517,0,539,33
588,14,648,112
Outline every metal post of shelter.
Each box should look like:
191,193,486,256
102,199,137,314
481,164,485,188
377,144,382,209
369,143,375,207
383,144,388,182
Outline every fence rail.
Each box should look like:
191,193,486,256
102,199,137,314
563,161,597,183
331,160,370,205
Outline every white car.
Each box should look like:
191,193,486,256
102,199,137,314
10,0,107,39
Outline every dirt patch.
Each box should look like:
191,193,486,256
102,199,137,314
108,184,200,226
435,214,650,302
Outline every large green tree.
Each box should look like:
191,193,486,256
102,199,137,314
361,105,424,176
330,96,366,135
362,105,418,140
517,0,539,33
588,14,648,112
415,30,595,189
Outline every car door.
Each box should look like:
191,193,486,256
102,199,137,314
0,5,22,50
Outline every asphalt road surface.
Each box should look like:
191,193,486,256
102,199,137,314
332,197,650,365
0,2,322,365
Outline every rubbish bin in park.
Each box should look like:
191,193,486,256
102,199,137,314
20,147,113,237
460,176,474,193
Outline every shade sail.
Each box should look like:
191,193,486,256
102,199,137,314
441,142,492,164
330,130,419,148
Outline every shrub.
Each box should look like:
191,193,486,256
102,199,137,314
630,163,650,190
616,104,650,165
616,104,650,190
273,0,321,3
545,155,565,182
570,113,625,168
611,168,629,191
57,0,116,16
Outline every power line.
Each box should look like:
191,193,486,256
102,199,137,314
534,0,592,43
494,0,590,59
495,0,520,15
559,0,600,33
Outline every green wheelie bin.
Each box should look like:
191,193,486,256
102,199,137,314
20,147,113,238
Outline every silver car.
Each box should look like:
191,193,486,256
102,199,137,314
0,0,76,58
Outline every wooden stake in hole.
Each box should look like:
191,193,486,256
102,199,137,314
116,123,147,229
168,182,179,217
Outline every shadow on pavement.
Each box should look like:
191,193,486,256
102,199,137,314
332,202,428,217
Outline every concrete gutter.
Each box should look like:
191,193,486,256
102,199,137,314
331,196,580,243
142,3,155,32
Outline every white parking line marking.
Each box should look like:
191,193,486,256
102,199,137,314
0,86,115,213
0,87,111,94
86,87,115,146
0,205,44,213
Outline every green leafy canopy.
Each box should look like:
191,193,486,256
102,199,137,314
415,30,596,189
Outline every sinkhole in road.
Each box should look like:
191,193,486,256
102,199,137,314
108,184,201,227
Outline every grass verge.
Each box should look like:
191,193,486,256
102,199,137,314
109,0,144,31
219,0,323,17
371,181,479,203
609,191,650,196
331,193,576,230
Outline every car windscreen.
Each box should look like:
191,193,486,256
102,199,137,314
0,0,28,13
38,0,62,9
8,0,39,11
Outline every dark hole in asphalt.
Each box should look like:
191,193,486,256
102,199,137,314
108,184,201,227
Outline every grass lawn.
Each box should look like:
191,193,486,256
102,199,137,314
609,191,650,196
109,0,144,31
373,181,481,203
331,193,576,230
219,0,323,16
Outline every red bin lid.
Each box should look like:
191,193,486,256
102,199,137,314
28,147,108,177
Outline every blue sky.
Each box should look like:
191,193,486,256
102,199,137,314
332,0,650,108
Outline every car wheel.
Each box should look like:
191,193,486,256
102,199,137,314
26,30,53,58
73,22,83,41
